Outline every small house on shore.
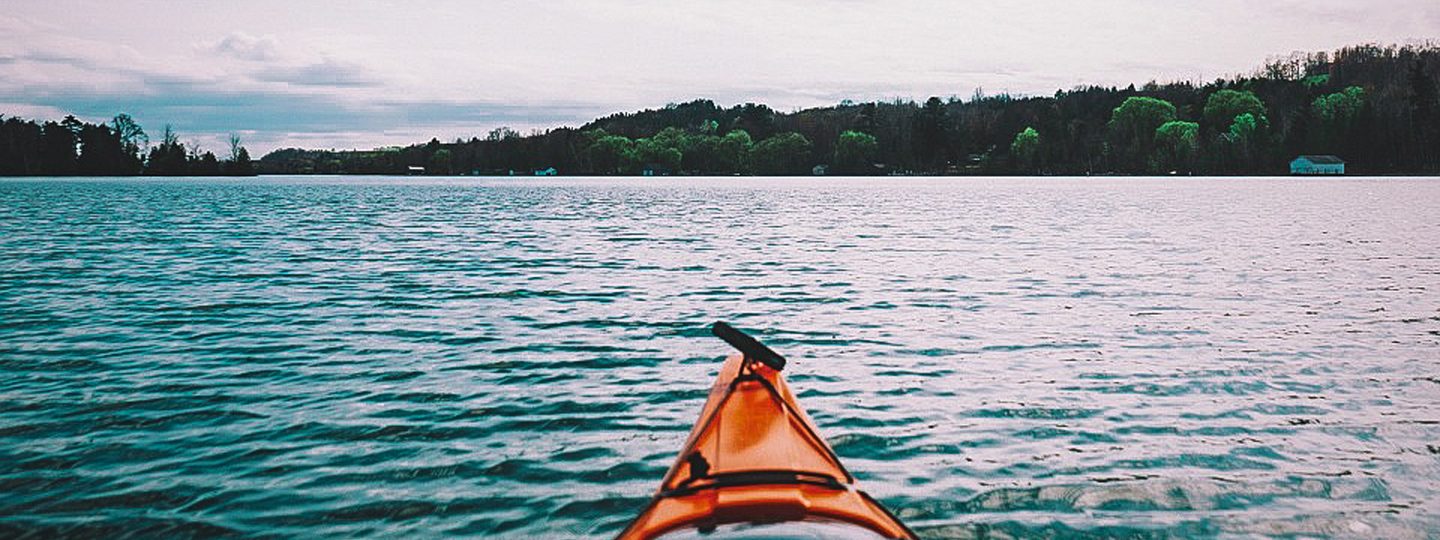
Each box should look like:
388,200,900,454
1290,155,1345,175
407,165,425,175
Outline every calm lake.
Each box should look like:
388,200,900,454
2,176,1438,538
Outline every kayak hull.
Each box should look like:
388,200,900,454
617,354,915,539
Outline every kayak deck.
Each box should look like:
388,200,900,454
617,336,915,539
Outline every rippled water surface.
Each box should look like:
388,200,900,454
2,176,1439,538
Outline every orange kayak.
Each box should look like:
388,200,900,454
617,322,917,539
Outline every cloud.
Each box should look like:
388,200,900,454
0,13,596,153
254,57,383,88
0,102,70,120
5,0,1440,155
207,32,279,62
22,83,606,153
203,32,386,89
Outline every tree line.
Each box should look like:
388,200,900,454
6,43,1434,177
0,114,255,176
260,43,1439,177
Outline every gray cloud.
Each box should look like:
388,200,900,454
11,50,98,69
1,19,591,152
209,32,279,61
18,83,605,153
254,57,383,88
4,0,1438,155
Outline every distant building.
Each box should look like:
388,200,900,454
1290,155,1345,175
407,165,425,175
812,164,828,176
534,167,558,176
642,164,672,176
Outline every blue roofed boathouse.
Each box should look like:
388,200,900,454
1290,155,1345,175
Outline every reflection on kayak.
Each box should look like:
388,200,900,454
618,322,916,540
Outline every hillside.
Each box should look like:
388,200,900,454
245,43,1433,176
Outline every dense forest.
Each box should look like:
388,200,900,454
4,43,1437,177
258,43,1439,177
0,114,254,176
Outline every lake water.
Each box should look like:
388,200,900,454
2,176,1438,538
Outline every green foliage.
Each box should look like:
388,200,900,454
749,132,811,175
650,127,688,150
1198,90,1270,173
1302,74,1331,88
1010,127,1041,172
1111,97,1177,136
834,130,879,175
632,137,682,172
1313,86,1366,125
1153,121,1199,173
581,125,725,174
1218,113,1263,170
1307,86,1368,155
1108,97,1177,172
719,130,753,173
587,134,634,174
1228,113,1259,141
681,134,722,173
1204,90,1268,131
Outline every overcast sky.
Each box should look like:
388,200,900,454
3,1,1437,154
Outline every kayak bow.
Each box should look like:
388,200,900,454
617,322,916,539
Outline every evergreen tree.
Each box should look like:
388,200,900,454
145,125,189,176
1409,61,1439,170
914,97,949,169
38,121,78,175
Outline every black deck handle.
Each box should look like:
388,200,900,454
711,322,786,371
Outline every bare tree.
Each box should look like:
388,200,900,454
111,113,148,152
229,133,244,162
